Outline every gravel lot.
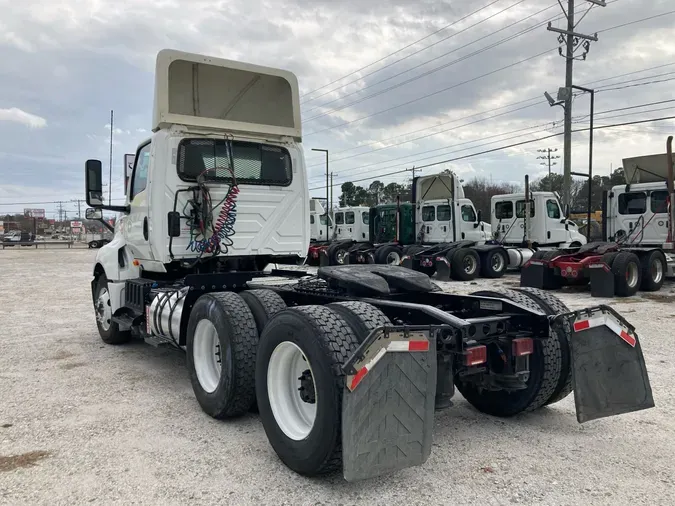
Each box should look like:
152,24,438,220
1,249,674,506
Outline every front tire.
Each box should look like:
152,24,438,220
93,275,131,345
256,306,360,476
374,244,403,265
186,292,258,419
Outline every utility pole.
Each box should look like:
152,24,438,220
546,0,606,211
537,148,560,191
109,110,114,205
330,172,335,213
312,148,329,240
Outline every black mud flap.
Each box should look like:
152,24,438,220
554,306,654,423
319,248,330,267
401,255,414,270
434,256,451,281
520,260,559,289
341,327,437,482
588,262,614,297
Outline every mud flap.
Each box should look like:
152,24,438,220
341,328,437,482
520,261,559,289
401,255,414,270
319,248,330,267
588,262,614,297
554,306,654,423
435,256,451,281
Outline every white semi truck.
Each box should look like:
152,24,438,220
83,49,653,482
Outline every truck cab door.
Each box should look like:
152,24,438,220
543,197,568,245
645,190,669,244
459,203,482,241
124,141,154,261
420,205,436,243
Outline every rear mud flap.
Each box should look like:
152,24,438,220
588,262,614,297
435,257,451,281
520,261,559,289
554,306,654,423
341,328,437,482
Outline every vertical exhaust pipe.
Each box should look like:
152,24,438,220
667,136,673,244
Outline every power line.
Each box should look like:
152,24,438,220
308,114,675,191
304,6,670,141
306,71,675,176
302,0,554,117
300,0,507,102
323,103,675,185
305,48,557,137
305,61,675,164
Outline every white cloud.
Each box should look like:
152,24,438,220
0,107,47,128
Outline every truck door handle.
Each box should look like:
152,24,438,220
548,231,551,239
143,217,148,240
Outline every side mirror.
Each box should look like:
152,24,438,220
85,159,104,207
476,210,482,222
85,208,102,220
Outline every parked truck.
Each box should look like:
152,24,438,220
82,49,653,482
306,199,333,265
520,144,675,297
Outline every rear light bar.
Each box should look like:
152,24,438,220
464,345,487,366
512,338,534,356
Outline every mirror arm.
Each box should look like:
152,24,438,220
91,204,130,213
97,218,115,233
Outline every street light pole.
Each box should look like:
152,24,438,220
312,148,329,240
570,85,595,240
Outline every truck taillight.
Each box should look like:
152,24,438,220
512,338,534,356
464,345,487,366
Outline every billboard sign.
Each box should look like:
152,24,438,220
124,154,135,195
24,208,46,218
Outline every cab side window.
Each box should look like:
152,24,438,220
546,199,561,219
131,143,151,200
461,205,476,222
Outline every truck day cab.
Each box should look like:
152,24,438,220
83,49,654,481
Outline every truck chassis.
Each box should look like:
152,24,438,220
521,242,672,297
92,263,654,481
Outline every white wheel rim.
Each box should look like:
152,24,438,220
626,262,639,288
95,288,112,331
492,252,505,272
464,255,477,275
193,319,222,394
336,249,348,264
386,251,401,264
651,258,663,283
267,341,317,441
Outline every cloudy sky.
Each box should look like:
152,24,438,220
1,0,673,218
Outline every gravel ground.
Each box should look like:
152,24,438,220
1,249,674,506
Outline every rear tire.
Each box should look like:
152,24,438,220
256,306,360,476
639,250,666,292
327,301,391,343
455,289,562,416
612,251,642,297
514,287,573,406
186,292,258,419
451,248,480,281
329,243,349,265
93,275,131,345
374,244,403,265
239,289,287,412
480,248,508,278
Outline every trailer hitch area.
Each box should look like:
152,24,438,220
340,325,437,481
550,305,654,423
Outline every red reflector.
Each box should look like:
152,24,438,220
350,367,368,390
408,340,429,352
512,338,534,356
464,345,487,366
573,320,590,332
620,330,637,347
